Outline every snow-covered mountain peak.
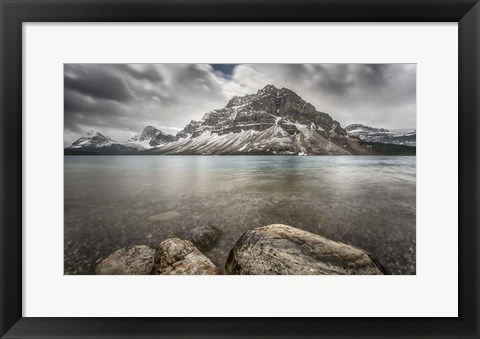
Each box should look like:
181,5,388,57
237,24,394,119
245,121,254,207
129,125,160,143
139,125,160,140
153,86,366,155
69,131,116,149
195,85,345,136
127,125,177,149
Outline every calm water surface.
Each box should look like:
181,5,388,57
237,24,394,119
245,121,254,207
64,155,416,275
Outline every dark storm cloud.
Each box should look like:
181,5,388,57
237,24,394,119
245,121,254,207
64,64,231,145
231,64,416,128
116,64,164,82
312,64,414,104
313,64,353,95
64,64,134,102
64,63,416,146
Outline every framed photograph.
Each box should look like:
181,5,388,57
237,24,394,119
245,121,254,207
1,0,479,338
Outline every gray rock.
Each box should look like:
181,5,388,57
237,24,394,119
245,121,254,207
225,224,386,275
187,225,221,250
95,245,155,275
153,238,220,275
148,210,180,222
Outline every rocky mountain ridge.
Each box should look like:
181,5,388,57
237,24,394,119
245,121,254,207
65,85,415,155
126,125,178,149
69,131,116,149
345,123,416,147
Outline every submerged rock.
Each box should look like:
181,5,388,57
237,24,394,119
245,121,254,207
225,224,386,275
95,245,155,275
153,238,220,275
187,225,221,250
148,210,180,222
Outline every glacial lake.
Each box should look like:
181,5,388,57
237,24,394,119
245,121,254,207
64,155,416,275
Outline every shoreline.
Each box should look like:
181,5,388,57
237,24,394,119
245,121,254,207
94,224,388,276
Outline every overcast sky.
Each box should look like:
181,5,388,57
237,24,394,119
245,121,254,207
64,63,416,146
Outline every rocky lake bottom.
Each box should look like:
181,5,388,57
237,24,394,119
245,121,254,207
64,155,416,275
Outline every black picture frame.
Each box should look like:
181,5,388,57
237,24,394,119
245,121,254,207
1,0,479,338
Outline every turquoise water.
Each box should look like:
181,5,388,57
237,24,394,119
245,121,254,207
64,155,416,274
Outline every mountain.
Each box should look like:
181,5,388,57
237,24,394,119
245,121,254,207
345,124,416,147
126,126,178,149
65,125,180,154
65,131,140,155
69,131,116,149
148,85,370,155
65,85,415,156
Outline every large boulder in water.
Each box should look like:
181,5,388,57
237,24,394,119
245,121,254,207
186,225,221,250
153,238,220,275
225,224,386,275
95,245,155,275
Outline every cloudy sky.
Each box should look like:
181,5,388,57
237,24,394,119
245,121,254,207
64,63,416,146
